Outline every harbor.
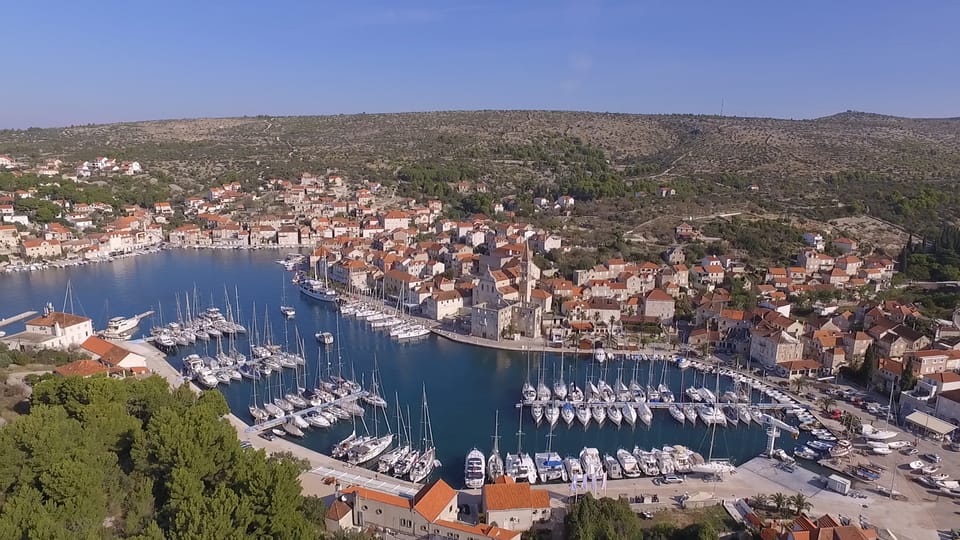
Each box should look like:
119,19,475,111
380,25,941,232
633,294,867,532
0,249,891,488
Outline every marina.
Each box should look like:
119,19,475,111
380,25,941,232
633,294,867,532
0,248,824,488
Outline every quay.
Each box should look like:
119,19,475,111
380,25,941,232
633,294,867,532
0,311,38,328
244,390,371,433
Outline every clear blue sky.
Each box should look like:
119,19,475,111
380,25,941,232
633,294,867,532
2,1,957,128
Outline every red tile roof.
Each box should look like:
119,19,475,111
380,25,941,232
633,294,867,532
412,479,457,522
54,359,108,378
27,311,89,328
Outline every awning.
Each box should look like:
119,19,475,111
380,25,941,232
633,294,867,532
904,411,957,436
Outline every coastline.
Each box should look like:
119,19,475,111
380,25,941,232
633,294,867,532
431,325,671,356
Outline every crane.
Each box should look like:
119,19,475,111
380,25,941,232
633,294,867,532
760,413,800,458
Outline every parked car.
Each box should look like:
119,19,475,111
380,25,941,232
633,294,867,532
661,474,684,484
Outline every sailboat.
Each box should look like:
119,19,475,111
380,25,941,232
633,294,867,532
553,352,568,401
248,373,269,422
534,429,568,483
279,275,295,319
362,357,389,408
544,401,560,428
690,371,736,475
377,394,410,474
487,411,505,482
408,386,439,483
505,406,538,483
298,258,338,303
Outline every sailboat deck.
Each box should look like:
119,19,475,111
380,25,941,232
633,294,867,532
246,390,370,433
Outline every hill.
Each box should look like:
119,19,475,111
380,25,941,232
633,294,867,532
2,110,960,240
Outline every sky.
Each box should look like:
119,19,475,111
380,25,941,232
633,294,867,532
1,1,957,128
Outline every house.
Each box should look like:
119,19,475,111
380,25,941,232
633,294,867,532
750,324,803,367
384,269,423,300
0,224,19,247
832,237,858,253
675,222,695,241
471,300,514,340
330,480,521,540
556,195,575,209
641,288,675,322
658,186,676,197
21,238,62,259
759,513,877,540
1,309,94,351
78,336,148,375
802,232,825,251
423,289,469,321
153,202,174,215
482,476,551,531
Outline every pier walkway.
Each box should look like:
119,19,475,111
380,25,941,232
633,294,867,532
244,390,371,433
515,400,792,409
304,465,420,498
0,311,38,328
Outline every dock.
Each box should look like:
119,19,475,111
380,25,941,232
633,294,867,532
516,400,793,409
0,311,38,328
244,390,371,433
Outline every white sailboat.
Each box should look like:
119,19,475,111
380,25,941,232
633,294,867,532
553,352,568,400
505,406,537,483
487,410,505,483
408,386,439,484
279,275,295,319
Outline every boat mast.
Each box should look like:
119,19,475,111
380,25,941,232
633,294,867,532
491,410,501,455
516,404,524,455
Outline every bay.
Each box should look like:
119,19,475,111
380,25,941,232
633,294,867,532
1,249,805,487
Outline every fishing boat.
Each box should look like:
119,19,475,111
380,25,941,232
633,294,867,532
465,448,486,489
488,411,505,482
617,449,642,478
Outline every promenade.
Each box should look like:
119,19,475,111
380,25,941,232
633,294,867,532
135,340,420,499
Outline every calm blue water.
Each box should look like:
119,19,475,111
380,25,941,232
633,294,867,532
0,249,808,487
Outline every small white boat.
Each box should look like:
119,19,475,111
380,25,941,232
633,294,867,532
866,440,889,449
280,305,296,319
922,465,941,475
908,460,925,470
870,447,892,455
887,440,910,449
315,332,334,344
668,404,685,425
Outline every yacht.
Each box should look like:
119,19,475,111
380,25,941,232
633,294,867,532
315,332,334,345
409,446,437,484
657,449,675,475
561,403,576,426
633,448,660,476
100,311,153,340
378,445,410,474
465,448,486,489
622,402,637,427
280,305,296,319
544,402,560,428
737,404,752,425
579,447,603,481
505,452,538,484
680,403,697,425
348,434,395,465
393,449,420,478
668,404,686,424
535,451,568,483
685,387,703,402
690,460,735,475
297,275,338,303
531,403,544,425
521,381,537,404
282,420,304,437
488,412,505,482
616,449,642,478
698,387,717,403
536,380,552,402
603,454,623,480
563,456,585,484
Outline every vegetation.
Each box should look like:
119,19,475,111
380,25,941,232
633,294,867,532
0,375,325,538
751,491,810,519
565,495,736,540
0,342,80,369
701,218,804,265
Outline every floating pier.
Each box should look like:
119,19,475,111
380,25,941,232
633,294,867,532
245,390,370,433
0,311,38,328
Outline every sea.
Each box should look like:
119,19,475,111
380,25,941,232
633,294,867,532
0,249,815,487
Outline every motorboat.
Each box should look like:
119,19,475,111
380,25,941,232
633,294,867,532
633,448,660,477
862,426,898,440
866,440,889,449
922,464,941,475
887,440,910,449
303,413,330,428
794,446,819,460
870,446,892,455
908,460,925,470
806,440,834,452
315,332,334,344
563,456,585,484
737,404,752,425
579,448,603,481
617,449,642,478
280,305,296,319
749,406,764,425
828,440,852,457
464,448,486,489
602,454,623,480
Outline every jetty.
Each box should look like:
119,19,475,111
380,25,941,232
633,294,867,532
515,400,792,410
0,311,38,328
244,390,371,434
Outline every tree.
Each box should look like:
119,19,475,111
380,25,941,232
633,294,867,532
818,396,837,413
900,358,917,392
792,377,805,394
771,492,788,515
750,493,769,509
858,343,877,385
788,493,812,515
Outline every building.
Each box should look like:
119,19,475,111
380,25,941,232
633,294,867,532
482,476,551,531
760,513,877,540
750,325,803,367
423,289,469,321
78,336,148,375
472,300,514,340
641,288,675,322
328,480,520,540
21,238,62,259
1,308,94,350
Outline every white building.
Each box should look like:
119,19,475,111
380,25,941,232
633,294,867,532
2,308,94,350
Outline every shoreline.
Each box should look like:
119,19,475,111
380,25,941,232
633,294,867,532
430,326,672,356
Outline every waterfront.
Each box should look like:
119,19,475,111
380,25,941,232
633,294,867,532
0,249,804,487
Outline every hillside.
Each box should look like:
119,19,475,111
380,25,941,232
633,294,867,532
2,110,960,240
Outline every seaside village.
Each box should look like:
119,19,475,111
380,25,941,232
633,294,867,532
4,159,960,538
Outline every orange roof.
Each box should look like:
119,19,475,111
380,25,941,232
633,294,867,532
412,479,457,522
645,288,673,302
27,311,89,328
434,519,521,540
719,308,746,321
54,359,108,378
326,499,352,520
81,336,113,357
343,485,410,509
483,478,550,510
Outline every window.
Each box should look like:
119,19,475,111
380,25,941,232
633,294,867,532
376,509,382,515
400,519,412,528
